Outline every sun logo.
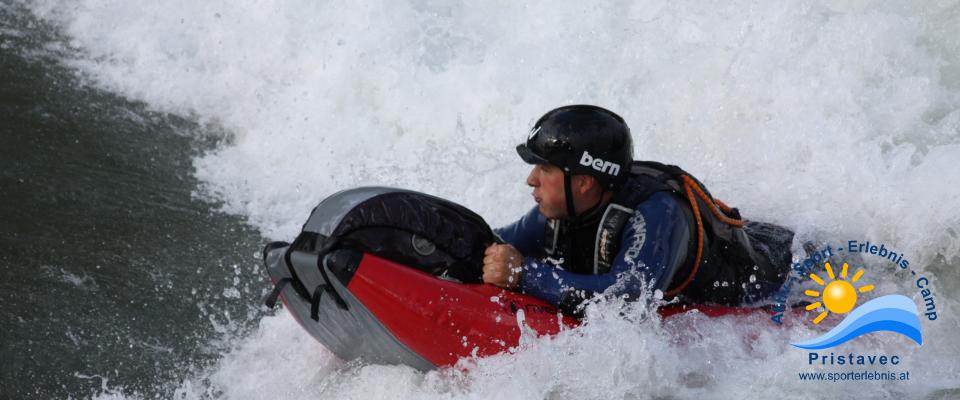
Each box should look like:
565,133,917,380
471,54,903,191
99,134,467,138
804,262,875,324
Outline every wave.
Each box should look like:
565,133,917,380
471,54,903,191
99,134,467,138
791,294,922,350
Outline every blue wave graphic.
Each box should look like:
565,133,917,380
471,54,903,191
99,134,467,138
791,294,922,350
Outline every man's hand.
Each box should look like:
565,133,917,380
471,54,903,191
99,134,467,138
482,243,523,289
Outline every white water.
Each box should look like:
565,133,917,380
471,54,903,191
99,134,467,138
26,0,960,398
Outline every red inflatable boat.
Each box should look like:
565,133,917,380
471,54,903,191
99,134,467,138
262,187,784,369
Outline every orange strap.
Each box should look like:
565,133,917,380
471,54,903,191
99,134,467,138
664,175,744,297
681,175,745,228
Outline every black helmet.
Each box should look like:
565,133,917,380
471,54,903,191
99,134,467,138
517,105,633,190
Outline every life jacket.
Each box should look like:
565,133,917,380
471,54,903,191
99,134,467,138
545,161,793,308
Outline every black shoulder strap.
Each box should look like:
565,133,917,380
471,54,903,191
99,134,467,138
592,161,681,274
610,161,686,219
593,203,635,274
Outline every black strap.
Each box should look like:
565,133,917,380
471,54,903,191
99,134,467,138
262,241,289,264
563,172,576,218
282,242,311,300
317,253,349,311
263,277,292,309
310,284,326,321
309,280,348,321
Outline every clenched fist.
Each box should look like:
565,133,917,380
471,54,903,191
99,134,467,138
482,243,523,289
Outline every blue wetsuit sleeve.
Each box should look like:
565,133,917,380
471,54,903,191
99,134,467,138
518,192,691,307
493,206,546,258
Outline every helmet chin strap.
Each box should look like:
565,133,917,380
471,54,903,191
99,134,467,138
563,171,576,219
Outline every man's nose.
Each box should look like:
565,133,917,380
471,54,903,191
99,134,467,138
526,167,538,187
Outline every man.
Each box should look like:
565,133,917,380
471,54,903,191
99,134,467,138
482,105,793,315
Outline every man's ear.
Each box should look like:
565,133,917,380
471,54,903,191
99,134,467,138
576,175,599,195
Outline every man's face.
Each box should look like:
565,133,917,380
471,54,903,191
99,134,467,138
526,164,567,219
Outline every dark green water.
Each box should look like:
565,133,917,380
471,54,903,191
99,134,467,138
1,5,266,399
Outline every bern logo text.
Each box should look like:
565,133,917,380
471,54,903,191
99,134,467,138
579,151,620,176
